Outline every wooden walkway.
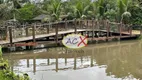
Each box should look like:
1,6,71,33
0,29,139,45
0,29,87,45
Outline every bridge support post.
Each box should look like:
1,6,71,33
65,48,67,66
55,23,59,46
130,25,132,37
65,19,67,30
106,20,110,41
33,23,36,43
92,18,95,42
32,23,36,49
86,20,88,36
26,27,29,36
119,23,122,41
74,53,77,70
74,19,77,34
90,49,94,67
27,58,29,67
98,21,100,37
47,22,50,34
33,56,36,74
9,27,13,47
56,53,58,72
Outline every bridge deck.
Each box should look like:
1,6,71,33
0,29,88,45
0,29,138,45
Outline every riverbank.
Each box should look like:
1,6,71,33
0,57,30,80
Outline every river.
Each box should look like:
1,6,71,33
3,40,142,80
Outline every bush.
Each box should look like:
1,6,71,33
0,58,30,80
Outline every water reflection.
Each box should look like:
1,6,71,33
3,40,142,80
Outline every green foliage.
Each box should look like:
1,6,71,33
0,46,2,57
0,0,141,27
0,58,30,80
51,0,62,21
18,3,40,21
128,4,142,25
137,35,142,40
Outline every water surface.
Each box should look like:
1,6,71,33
3,40,142,80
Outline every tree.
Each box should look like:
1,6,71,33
18,3,40,21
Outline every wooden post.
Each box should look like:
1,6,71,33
9,27,13,47
106,20,109,41
74,19,77,34
33,56,36,74
119,22,122,40
47,58,50,65
46,22,50,34
90,49,94,67
26,27,29,36
27,58,29,67
5,26,8,40
32,23,36,43
130,25,132,37
81,56,83,64
65,19,67,30
65,48,67,66
92,18,95,42
56,53,58,72
55,22,59,45
74,53,77,70
98,21,100,37
86,20,88,36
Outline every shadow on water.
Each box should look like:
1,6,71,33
3,40,142,80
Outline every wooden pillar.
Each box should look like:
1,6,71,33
47,58,50,65
27,58,29,67
65,48,67,66
55,53,58,72
119,23,122,40
80,56,83,64
86,20,88,36
74,19,77,34
92,18,95,42
33,56,36,74
26,27,29,36
130,25,132,37
5,26,8,40
55,23,59,45
9,27,13,47
74,53,77,70
106,21,110,41
47,23,50,34
98,21,100,37
32,24,36,43
65,19,67,30
90,49,94,67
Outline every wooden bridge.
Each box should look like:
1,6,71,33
0,19,141,48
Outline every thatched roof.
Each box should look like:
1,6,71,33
33,14,48,21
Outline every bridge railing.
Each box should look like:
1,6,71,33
0,19,138,43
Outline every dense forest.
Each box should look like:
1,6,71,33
0,0,142,26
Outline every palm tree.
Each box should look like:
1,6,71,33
71,0,92,19
117,0,132,23
41,0,62,21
